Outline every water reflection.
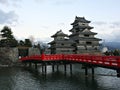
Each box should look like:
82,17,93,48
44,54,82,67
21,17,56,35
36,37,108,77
0,65,120,90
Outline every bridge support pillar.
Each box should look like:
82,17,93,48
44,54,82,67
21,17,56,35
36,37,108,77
45,64,47,74
23,63,27,67
29,62,32,67
52,64,55,72
42,64,44,73
85,67,88,76
57,64,59,71
117,69,120,77
92,67,94,76
70,64,72,74
64,64,66,72
34,63,37,69
41,64,47,74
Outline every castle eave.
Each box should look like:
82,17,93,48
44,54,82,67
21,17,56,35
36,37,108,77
77,38,102,41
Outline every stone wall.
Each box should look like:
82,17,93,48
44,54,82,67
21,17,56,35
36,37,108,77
28,48,40,56
0,48,18,65
0,47,40,64
8,48,19,62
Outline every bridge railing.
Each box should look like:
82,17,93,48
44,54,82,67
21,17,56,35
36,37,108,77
20,55,42,61
63,54,120,68
90,56,120,67
29,55,41,60
41,54,63,61
20,54,120,68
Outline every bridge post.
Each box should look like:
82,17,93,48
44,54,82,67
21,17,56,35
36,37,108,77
91,67,94,76
45,64,47,74
64,64,66,72
29,62,32,67
52,64,55,72
85,67,88,76
23,63,27,67
57,64,59,71
42,64,44,73
41,52,45,60
117,69,120,77
34,63,38,69
70,63,72,74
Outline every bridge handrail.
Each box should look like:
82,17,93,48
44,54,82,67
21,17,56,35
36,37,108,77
20,54,120,68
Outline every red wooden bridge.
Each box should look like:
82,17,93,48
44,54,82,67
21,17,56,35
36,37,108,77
20,54,120,77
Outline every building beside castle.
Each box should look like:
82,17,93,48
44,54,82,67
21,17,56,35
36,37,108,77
48,16,102,54
48,30,74,54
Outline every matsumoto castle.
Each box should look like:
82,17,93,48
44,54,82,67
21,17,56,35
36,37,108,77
48,16,102,54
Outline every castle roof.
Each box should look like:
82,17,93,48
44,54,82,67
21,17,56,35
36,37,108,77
51,30,68,37
69,26,93,32
48,39,74,44
71,16,90,25
77,37,102,41
69,32,97,37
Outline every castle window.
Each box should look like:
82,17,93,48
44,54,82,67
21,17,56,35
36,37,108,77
86,42,92,45
76,28,79,32
75,40,79,43
84,34,89,37
82,23,85,25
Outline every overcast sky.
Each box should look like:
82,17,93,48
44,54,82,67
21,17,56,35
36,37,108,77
0,0,120,42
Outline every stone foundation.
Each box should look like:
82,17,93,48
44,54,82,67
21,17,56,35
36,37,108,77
0,47,40,64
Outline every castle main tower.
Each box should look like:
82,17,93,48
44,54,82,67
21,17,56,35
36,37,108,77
69,16,101,54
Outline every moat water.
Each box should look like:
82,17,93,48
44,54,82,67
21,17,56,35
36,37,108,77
0,64,120,90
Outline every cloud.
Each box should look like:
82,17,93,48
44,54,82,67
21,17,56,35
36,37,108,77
33,0,45,2
33,0,78,5
92,21,120,28
110,22,120,28
41,26,49,29
0,9,18,24
36,37,52,43
111,29,120,41
93,21,120,42
0,0,21,6
0,0,9,5
54,0,77,5
92,21,107,26
58,23,65,26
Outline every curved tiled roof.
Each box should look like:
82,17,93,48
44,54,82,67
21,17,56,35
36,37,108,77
77,37,102,41
48,39,74,44
71,16,91,25
51,30,68,37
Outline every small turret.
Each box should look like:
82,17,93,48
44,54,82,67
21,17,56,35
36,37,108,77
48,30,74,54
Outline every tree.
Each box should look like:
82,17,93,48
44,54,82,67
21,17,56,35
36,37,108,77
18,40,25,46
104,51,110,56
24,39,32,47
0,26,18,47
113,49,120,56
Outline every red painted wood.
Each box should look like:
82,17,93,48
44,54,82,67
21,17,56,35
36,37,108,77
20,54,120,68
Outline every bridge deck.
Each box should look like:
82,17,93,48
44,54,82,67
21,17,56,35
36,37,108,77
20,54,120,69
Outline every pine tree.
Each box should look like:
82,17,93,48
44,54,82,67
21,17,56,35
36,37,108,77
0,26,18,47
24,39,32,47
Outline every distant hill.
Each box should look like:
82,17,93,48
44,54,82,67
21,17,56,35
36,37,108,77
103,42,120,50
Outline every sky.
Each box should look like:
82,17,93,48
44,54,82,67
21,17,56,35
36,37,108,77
0,0,120,43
